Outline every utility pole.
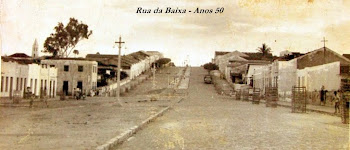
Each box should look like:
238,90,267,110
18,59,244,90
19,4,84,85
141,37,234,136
115,36,125,106
152,63,156,89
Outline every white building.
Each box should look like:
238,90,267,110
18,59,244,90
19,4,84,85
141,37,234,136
1,57,58,98
41,58,98,95
86,51,162,81
253,47,350,102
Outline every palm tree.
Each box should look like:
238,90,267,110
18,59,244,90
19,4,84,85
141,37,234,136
73,49,79,57
257,43,271,56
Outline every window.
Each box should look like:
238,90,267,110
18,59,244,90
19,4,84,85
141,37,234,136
50,65,55,68
78,66,84,72
93,66,97,73
64,65,69,71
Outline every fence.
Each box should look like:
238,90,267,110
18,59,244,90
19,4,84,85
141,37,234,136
242,89,249,101
341,78,350,124
252,88,260,104
266,87,278,107
235,90,241,100
291,86,307,113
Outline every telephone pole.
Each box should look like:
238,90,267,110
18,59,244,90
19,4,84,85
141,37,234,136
152,63,156,89
115,36,125,106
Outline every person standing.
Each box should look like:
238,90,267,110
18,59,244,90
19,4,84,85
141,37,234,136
334,91,340,114
320,86,327,106
26,87,34,108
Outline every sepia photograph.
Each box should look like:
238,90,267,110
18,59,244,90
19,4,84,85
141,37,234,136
0,0,349,149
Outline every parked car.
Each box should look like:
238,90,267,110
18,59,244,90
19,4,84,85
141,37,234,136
204,75,212,84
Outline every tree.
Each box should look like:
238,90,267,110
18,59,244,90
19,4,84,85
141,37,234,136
43,18,92,58
203,62,218,72
156,58,171,67
256,43,272,56
73,50,79,57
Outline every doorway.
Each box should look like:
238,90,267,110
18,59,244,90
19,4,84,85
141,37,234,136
77,81,83,91
63,81,69,95
9,77,13,98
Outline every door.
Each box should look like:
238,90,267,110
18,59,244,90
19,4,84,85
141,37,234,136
63,81,69,95
49,81,52,98
77,81,83,91
9,77,13,98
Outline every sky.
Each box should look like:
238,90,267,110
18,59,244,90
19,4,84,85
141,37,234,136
1,0,350,66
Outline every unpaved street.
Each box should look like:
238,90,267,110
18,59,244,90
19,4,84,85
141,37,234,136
0,67,182,150
116,67,349,150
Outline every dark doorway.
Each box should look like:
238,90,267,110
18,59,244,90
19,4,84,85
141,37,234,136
49,81,52,98
77,81,83,91
63,81,69,95
9,77,13,98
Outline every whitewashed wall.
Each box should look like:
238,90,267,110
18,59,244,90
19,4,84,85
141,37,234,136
297,61,341,92
277,59,297,101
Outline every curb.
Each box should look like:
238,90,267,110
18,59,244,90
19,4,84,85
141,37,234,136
0,104,30,107
275,103,339,117
96,106,170,150
95,97,184,150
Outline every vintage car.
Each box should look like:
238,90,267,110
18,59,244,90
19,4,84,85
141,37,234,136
204,75,212,84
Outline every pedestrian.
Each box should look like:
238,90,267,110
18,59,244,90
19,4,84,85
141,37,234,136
75,88,82,100
42,87,49,107
26,87,34,108
334,91,340,114
320,86,327,106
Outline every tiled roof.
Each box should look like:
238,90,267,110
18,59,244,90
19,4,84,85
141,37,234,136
343,54,350,60
45,57,95,61
86,54,117,58
8,53,31,58
1,56,37,64
242,52,273,60
215,51,230,57
129,51,149,60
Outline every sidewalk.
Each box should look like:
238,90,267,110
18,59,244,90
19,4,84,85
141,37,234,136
0,97,60,107
211,73,341,117
274,100,338,116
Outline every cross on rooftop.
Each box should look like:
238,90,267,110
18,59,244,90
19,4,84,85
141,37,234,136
321,37,328,48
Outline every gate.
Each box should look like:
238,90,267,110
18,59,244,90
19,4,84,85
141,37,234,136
235,90,241,100
292,86,307,113
341,78,350,124
242,89,249,101
252,88,260,104
266,87,278,107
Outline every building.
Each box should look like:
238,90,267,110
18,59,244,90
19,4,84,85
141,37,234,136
215,50,273,87
1,57,58,98
145,51,163,63
86,50,162,80
32,39,39,58
253,47,350,102
41,58,98,95
213,51,230,64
